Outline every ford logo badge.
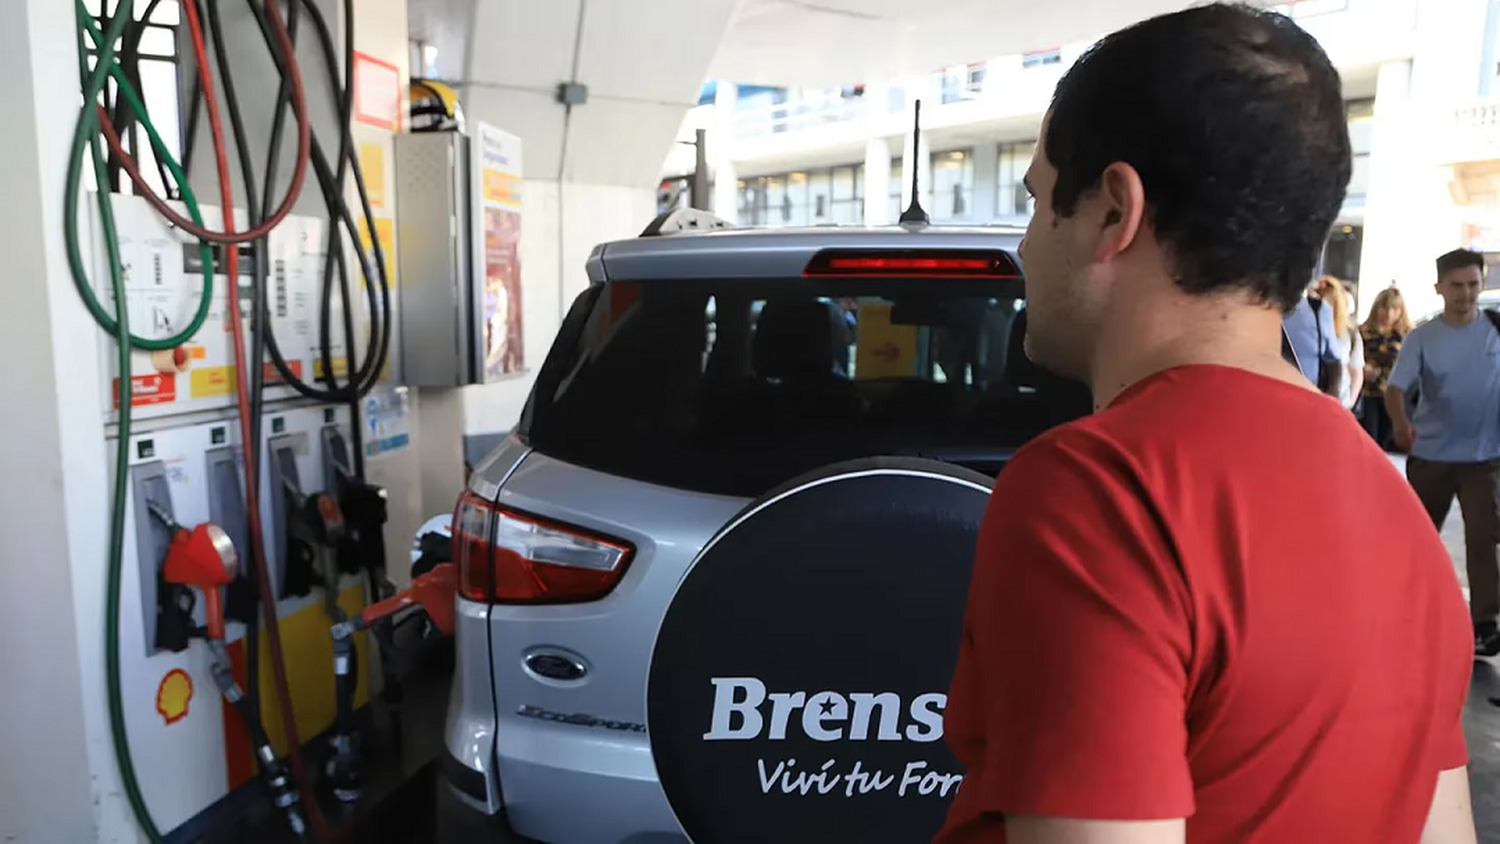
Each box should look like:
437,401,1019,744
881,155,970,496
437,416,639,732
524,650,589,682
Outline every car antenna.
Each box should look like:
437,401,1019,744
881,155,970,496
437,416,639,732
898,99,930,226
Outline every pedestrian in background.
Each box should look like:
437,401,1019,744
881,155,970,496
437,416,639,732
1283,278,1346,397
1359,285,1412,449
1315,275,1363,409
1386,248,1500,656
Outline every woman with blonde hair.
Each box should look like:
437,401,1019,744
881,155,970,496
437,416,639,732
1314,276,1363,410
1358,285,1413,450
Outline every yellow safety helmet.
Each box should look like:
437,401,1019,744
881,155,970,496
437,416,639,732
409,78,464,133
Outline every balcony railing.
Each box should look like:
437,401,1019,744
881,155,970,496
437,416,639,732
1443,100,1500,164
732,91,865,139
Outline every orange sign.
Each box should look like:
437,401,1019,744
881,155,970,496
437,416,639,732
156,668,193,725
113,373,177,408
263,360,303,385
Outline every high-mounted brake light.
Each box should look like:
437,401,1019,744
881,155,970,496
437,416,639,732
804,249,1020,278
454,492,634,604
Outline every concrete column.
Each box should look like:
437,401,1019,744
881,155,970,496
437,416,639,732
1356,60,1421,317
970,141,1000,223
713,81,739,222
1,1,111,840
863,137,892,225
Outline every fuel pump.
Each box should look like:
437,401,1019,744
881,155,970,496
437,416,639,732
151,510,307,837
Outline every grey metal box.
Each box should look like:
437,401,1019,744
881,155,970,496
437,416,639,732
394,132,482,387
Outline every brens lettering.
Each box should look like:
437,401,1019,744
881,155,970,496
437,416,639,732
702,677,945,742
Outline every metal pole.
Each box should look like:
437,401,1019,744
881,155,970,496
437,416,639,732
691,128,709,211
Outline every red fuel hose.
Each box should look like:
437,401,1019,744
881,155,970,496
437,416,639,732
178,2,345,841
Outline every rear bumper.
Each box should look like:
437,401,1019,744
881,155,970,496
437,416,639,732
443,711,685,843
492,713,685,844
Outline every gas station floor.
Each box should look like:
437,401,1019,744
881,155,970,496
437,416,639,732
227,459,1500,842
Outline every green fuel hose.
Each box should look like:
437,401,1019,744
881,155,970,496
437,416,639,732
71,3,215,349
68,1,215,841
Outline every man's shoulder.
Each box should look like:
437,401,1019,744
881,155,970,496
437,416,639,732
1005,422,1130,483
1406,320,1438,340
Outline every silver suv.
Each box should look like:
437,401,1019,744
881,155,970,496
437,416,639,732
439,218,1089,842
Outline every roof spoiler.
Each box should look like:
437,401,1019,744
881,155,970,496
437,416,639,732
640,208,734,237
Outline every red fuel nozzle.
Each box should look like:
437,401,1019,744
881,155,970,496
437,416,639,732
358,563,456,636
162,523,238,641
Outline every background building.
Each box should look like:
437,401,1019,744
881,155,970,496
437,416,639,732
665,0,1500,319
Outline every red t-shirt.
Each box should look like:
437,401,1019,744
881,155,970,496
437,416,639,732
936,365,1471,843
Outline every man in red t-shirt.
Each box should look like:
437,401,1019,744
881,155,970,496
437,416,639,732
937,5,1476,844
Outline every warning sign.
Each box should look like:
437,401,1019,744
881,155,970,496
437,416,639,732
854,302,920,379
156,668,193,725
112,373,177,408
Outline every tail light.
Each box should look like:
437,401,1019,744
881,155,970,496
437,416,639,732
803,249,1020,277
453,492,634,604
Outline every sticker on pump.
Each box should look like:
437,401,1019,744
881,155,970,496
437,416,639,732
156,668,193,725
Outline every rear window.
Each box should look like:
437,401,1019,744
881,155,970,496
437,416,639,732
520,277,1090,497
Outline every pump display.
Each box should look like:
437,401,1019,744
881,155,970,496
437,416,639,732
647,458,992,843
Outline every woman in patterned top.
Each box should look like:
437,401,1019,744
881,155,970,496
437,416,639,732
1358,286,1413,450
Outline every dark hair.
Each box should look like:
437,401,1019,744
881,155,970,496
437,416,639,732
1045,3,1350,311
1435,248,1484,280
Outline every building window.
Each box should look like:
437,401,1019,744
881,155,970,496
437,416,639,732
828,165,864,224
739,164,865,227
1322,225,1363,285
1346,98,1374,202
931,150,974,221
1022,49,1063,69
996,141,1037,222
890,158,905,222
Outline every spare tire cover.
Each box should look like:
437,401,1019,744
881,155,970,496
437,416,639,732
647,457,993,843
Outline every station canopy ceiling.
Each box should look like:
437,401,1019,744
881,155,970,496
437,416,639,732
707,0,1266,87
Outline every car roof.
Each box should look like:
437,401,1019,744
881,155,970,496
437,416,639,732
585,225,1027,283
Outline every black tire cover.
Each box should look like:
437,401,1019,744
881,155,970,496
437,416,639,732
647,457,993,843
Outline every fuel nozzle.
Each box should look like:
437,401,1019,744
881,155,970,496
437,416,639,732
283,483,345,598
335,476,390,592
151,502,238,642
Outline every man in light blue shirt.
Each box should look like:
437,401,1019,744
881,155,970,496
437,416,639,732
1386,248,1500,655
1282,288,1345,397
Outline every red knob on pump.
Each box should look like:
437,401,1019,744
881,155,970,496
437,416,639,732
162,523,239,641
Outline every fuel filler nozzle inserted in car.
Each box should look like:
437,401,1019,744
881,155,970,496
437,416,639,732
149,503,307,837
325,562,457,803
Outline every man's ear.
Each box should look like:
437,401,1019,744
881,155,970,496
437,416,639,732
1094,162,1145,262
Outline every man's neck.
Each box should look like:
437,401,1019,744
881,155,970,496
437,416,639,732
1087,293,1307,411
1442,309,1479,326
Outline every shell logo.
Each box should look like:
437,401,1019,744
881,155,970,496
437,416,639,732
156,668,194,725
